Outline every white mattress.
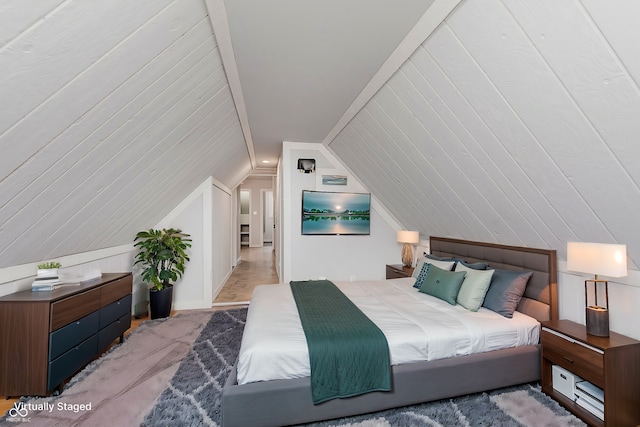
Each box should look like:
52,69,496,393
237,278,540,385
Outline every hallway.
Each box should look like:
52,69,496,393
213,246,280,304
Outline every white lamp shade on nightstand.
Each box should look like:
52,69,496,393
567,242,627,278
567,241,627,337
396,230,419,244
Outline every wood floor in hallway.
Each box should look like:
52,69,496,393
214,246,280,304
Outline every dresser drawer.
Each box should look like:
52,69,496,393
99,294,131,328
49,311,100,361
98,313,131,349
100,276,132,307
50,287,101,331
542,329,604,385
47,334,98,391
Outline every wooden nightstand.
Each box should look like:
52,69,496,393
385,264,414,279
540,319,640,427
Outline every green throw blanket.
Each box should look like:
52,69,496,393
290,280,391,404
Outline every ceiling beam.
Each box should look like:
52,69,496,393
205,0,257,169
322,0,463,148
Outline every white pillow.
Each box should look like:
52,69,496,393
454,262,494,311
412,257,455,278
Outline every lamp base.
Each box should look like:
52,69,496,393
401,243,414,268
586,306,609,337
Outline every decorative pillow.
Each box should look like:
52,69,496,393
482,269,533,318
418,265,466,305
458,260,489,270
424,253,457,262
412,256,455,278
412,262,430,289
423,253,489,270
454,263,494,311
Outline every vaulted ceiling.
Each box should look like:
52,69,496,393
330,0,640,268
1,0,639,269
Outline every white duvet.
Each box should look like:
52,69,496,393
236,278,540,385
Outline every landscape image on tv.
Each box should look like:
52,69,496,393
301,190,370,235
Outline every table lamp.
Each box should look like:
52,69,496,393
397,231,419,267
567,242,627,337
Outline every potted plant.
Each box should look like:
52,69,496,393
37,261,62,278
133,228,192,319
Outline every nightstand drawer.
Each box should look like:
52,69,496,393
386,265,414,279
542,329,603,385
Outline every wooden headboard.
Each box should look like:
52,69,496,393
429,236,558,322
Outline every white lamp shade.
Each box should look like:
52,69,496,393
397,230,419,244
567,242,627,278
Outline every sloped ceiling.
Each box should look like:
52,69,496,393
222,0,435,164
329,0,640,266
0,0,250,268
2,0,639,270
0,0,437,269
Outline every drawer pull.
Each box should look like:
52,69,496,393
563,356,574,363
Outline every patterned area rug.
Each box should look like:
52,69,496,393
302,385,585,427
143,308,586,427
142,308,246,426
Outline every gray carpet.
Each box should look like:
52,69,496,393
142,308,247,426
143,308,585,427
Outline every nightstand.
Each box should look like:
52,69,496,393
385,264,414,279
540,319,640,427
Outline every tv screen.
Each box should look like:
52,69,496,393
301,190,371,235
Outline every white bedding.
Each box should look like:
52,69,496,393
237,278,540,385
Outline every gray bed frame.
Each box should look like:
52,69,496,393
222,237,558,427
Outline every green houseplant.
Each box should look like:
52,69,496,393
36,261,62,279
133,228,191,319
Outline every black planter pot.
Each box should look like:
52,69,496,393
149,285,173,319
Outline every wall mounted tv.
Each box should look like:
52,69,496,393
301,190,371,235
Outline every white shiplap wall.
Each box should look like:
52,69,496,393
329,0,640,270
0,0,249,268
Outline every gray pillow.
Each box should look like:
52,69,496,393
482,269,533,318
424,253,457,262
418,265,466,305
458,260,489,270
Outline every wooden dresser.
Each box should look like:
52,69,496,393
0,273,132,396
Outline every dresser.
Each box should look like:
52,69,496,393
0,273,132,396
540,319,640,427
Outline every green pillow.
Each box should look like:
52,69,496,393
455,262,494,311
418,265,466,305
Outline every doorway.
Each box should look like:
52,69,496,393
262,189,274,245
240,189,251,247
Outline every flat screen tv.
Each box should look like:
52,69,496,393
301,190,371,235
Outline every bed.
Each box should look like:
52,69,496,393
222,237,558,427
